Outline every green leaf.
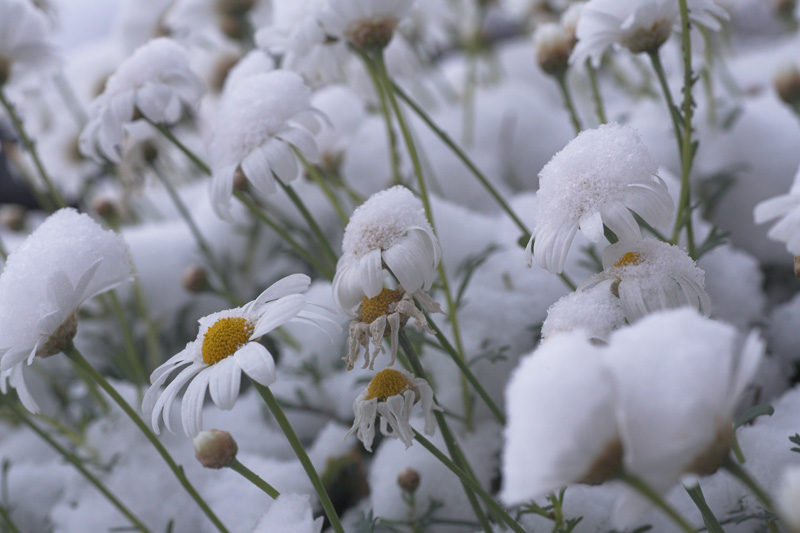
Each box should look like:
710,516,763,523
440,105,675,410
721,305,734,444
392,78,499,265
734,404,774,428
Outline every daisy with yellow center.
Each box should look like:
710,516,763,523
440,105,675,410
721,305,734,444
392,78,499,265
142,274,337,437
346,368,441,452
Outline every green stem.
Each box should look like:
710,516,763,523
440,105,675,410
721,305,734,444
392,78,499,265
293,149,350,224
276,180,339,268
586,60,607,124
105,291,147,389
413,432,526,533
685,484,724,533
0,90,65,210
150,121,212,176
4,400,151,533
648,50,684,161
619,474,695,533
130,277,162,374
251,382,344,533
64,344,229,533
723,457,776,515
0,503,20,533
555,72,583,134
227,459,280,499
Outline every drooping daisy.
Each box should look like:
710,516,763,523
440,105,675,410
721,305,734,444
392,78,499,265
142,274,336,437
79,37,204,164
527,123,673,275
0,208,132,413
318,0,416,51
0,0,59,87
332,186,441,314
208,70,321,220
571,0,728,67
346,367,441,452
754,165,800,255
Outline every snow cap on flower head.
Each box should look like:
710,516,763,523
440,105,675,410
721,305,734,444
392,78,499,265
318,0,416,51
0,0,60,87
79,37,204,164
528,122,673,274
541,279,626,342
333,185,441,314
209,70,321,220
0,208,132,412
754,164,800,255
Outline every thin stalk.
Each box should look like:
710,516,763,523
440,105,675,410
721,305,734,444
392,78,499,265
293,148,349,224
619,474,695,533
53,72,89,127
0,236,7,261
648,50,684,159
64,344,229,533
0,504,20,533
276,180,339,268
585,60,607,124
5,400,151,533
685,484,724,533
150,121,212,176
0,90,65,210
251,382,344,533
233,191,334,280
130,277,161,374
413,432,526,533
227,459,280,499
554,72,583,134
105,291,147,389
723,458,776,514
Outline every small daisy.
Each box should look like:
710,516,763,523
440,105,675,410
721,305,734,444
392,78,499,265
0,0,59,87
0,208,132,413
332,186,441,314
79,37,204,164
345,286,442,371
142,274,336,437
527,123,673,275
581,238,710,323
754,165,800,255
318,0,416,51
209,70,321,220
346,367,441,452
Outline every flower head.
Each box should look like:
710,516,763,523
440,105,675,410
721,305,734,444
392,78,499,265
0,208,132,412
319,0,416,51
79,38,204,163
0,0,59,87
142,274,336,437
527,123,673,274
346,368,441,452
541,279,626,342
209,70,321,219
754,165,800,255
333,186,441,314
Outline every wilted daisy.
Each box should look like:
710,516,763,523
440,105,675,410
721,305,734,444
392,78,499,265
527,123,673,275
345,367,441,452
142,274,336,437
0,208,132,413
318,0,416,51
0,0,59,87
79,37,204,164
571,0,728,67
209,70,321,220
754,165,800,255
332,185,441,314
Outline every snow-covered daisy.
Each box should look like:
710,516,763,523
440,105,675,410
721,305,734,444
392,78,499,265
332,186,441,314
527,123,673,274
319,0,416,51
581,238,710,323
142,274,335,437
209,70,321,220
0,0,59,87
79,37,204,164
571,0,728,67
345,367,441,452
754,165,800,255
0,208,132,413
541,279,626,343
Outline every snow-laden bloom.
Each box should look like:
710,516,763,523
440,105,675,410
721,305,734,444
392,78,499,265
527,123,673,274
754,165,800,255
79,38,204,164
209,70,321,219
0,0,59,87
345,287,442,371
142,274,336,437
0,208,132,413
346,367,441,452
333,186,441,314
251,494,323,533
581,238,710,323
541,279,626,342
319,0,416,50
571,0,728,67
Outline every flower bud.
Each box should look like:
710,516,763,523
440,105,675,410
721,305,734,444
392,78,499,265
182,265,211,293
534,23,572,77
775,64,800,110
193,429,238,469
0,204,27,232
397,468,420,493
794,256,800,279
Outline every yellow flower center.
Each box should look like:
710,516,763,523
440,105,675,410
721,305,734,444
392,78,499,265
360,288,404,324
613,251,642,268
365,368,413,401
202,317,254,365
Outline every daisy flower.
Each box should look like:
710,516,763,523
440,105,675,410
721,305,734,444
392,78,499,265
527,123,673,275
79,37,204,164
142,274,336,437
541,279,626,343
0,208,132,413
345,367,441,452
318,0,416,51
209,70,321,220
332,186,441,314
754,165,800,255
0,0,59,87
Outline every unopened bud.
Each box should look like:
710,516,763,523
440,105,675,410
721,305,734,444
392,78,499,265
794,256,800,279
534,23,572,77
183,265,211,293
0,204,27,232
233,168,249,192
193,429,238,469
775,64,800,110
92,197,122,226
346,18,398,51
397,468,420,493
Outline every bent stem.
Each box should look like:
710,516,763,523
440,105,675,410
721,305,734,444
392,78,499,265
251,382,344,533
620,473,695,533
227,458,280,499
3,399,151,533
64,344,229,533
